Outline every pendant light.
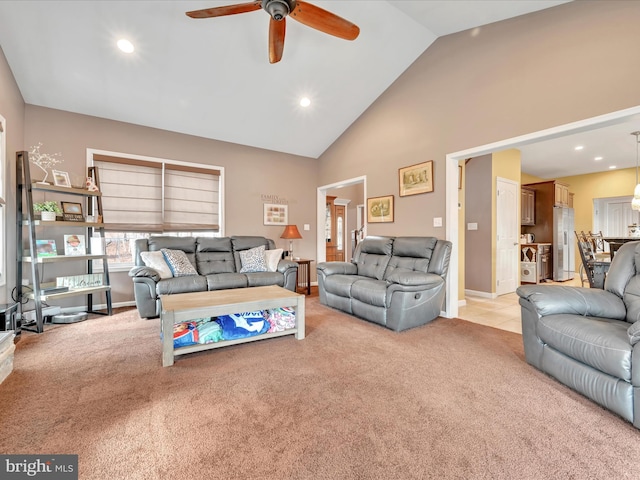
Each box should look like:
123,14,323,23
632,131,640,211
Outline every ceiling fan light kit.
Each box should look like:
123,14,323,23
186,0,360,64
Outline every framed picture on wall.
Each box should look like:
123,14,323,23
263,203,288,225
399,160,434,197
367,195,394,223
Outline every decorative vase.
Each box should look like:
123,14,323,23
40,211,56,222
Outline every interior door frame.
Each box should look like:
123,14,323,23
445,105,640,319
317,176,367,264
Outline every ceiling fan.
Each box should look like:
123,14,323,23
186,0,360,64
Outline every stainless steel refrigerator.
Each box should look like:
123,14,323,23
553,206,575,281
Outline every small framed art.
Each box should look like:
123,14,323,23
264,203,288,225
64,234,86,256
367,195,394,223
399,160,434,197
52,170,71,188
61,201,84,222
36,239,57,257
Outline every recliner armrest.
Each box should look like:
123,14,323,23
517,285,626,320
385,271,442,288
277,259,298,273
129,266,161,282
317,261,358,276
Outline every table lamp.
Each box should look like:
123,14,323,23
280,224,302,260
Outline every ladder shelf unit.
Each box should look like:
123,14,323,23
16,151,112,333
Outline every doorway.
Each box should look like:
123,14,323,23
317,176,367,264
446,105,640,319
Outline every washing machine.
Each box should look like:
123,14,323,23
520,261,538,283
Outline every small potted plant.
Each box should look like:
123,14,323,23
33,201,62,221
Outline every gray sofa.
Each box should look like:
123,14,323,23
316,236,452,332
517,240,640,428
129,236,298,318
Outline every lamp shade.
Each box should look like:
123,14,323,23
280,225,302,239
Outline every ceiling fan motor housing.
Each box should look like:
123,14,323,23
262,0,296,21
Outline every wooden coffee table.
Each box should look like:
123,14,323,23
160,285,305,367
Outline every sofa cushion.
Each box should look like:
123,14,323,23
323,274,361,298
232,236,274,271
353,237,394,280
265,248,283,272
239,246,268,273
161,249,198,277
205,273,248,291
196,237,236,275
538,314,632,381
140,251,173,279
245,272,283,288
384,237,436,279
156,276,208,295
351,278,387,308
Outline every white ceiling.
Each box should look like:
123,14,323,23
5,0,619,175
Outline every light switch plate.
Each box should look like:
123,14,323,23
303,224,310,231
468,222,478,230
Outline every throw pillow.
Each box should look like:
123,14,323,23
628,321,640,346
264,248,283,272
239,245,267,273
161,248,198,277
140,251,173,279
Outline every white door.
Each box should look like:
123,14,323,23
496,178,519,296
594,196,639,237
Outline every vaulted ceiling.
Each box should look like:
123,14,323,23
0,0,571,162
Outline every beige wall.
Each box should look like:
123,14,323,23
464,155,492,292
4,1,640,307
21,105,319,306
317,0,640,299
0,46,25,304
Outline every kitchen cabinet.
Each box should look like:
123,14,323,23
523,180,573,244
554,182,570,207
521,187,535,226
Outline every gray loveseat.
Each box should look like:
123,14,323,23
129,236,298,318
517,240,640,428
316,236,452,332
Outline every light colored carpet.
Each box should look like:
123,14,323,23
1,297,639,479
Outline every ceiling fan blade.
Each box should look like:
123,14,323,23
290,1,359,41
186,1,262,19
269,17,286,64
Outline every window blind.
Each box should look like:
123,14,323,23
93,154,220,232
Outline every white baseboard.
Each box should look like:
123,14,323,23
464,289,498,299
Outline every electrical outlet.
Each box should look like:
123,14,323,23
303,224,310,231
433,217,443,227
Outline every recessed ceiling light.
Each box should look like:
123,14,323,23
299,97,311,108
609,165,617,169
117,39,134,54
574,145,584,151
594,156,603,161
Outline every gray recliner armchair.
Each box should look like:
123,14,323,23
517,240,640,428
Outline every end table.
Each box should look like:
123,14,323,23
294,259,313,295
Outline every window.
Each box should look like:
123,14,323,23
88,150,224,267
